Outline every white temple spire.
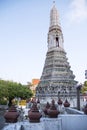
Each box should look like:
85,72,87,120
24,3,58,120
50,2,60,27
48,3,64,51
36,2,77,102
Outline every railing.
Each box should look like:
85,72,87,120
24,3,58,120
3,118,62,130
3,113,87,130
65,107,84,115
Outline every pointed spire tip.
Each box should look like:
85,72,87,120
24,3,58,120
53,1,55,4
53,1,56,7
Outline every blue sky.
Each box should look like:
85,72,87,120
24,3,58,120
0,0,87,84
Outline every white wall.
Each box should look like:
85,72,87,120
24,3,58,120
59,115,87,130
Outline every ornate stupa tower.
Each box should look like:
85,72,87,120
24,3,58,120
36,2,77,100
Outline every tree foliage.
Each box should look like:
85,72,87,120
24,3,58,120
0,79,33,105
81,81,87,94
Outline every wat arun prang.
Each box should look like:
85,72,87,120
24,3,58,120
36,3,77,103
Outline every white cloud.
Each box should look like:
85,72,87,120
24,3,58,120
67,0,87,23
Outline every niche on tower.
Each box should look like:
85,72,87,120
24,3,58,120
56,35,59,47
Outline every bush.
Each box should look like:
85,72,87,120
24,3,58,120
0,100,7,105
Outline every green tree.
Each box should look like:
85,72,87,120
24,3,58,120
0,79,33,106
0,80,9,97
81,81,87,94
0,85,8,99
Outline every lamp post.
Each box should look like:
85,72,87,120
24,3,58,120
76,83,82,110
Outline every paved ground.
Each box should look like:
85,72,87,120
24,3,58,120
0,110,6,130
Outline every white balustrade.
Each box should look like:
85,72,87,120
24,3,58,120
3,114,87,130
3,118,62,130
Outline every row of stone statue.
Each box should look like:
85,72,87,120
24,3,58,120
4,98,87,123
4,98,70,123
